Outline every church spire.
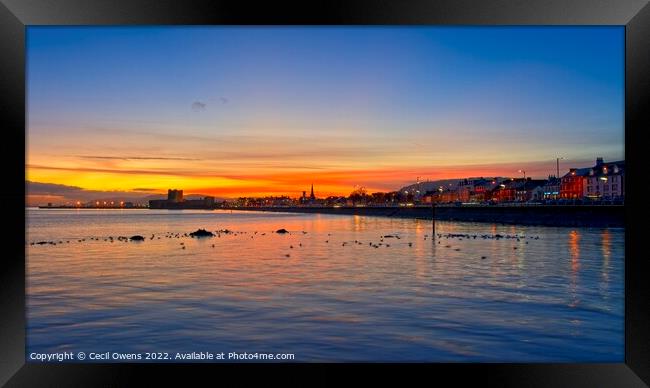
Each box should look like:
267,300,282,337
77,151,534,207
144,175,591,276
310,183,315,201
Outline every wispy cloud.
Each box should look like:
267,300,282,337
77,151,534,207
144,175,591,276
25,180,225,206
28,164,212,177
77,155,201,161
26,181,164,206
191,101,206,112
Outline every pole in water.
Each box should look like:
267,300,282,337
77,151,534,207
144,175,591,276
432,202,436,238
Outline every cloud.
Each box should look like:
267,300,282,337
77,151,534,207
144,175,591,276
26,180,226,206
27,181,84,195
25,180,165,206
27,181,160,196
191,101,206,112
219,97,228,104
77,155,200,161
28,164,215,177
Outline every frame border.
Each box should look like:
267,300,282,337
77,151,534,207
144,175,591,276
2,0,648,386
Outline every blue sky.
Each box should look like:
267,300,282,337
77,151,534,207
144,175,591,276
26,26,624,198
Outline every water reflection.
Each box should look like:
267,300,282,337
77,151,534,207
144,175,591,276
600,229,611,300
26,209,624,362
568,230,581,308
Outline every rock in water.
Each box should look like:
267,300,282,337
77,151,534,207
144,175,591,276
276,228,289,234
130,235,145,241
190,229,215,238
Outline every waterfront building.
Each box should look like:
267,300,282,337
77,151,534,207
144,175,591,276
491,179,517,202
560,168,590,199
541,176,561,200
456,179,473,202
489,178,544,202
324,196,347,206
531,186,545,201
560,157,625,200
515,179,547,201
429,187,458,203
584,158,625,200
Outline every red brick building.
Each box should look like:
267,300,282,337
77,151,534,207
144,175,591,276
560,168,590,199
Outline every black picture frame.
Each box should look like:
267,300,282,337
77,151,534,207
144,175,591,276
2,0,648,386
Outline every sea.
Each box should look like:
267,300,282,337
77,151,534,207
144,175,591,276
26,208,624,362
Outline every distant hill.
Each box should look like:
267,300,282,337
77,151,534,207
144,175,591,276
398,179,462,194
25,181,225,206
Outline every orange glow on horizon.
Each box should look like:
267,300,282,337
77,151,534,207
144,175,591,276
26,158,577,200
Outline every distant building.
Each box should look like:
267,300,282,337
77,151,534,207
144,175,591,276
491,179,517,202
560,168,590,199
299,185,317,205
148,199,168,209
530,186,545,201
515,179,547,201
488,178,544,202
429,187,457,203
324,196,347,206
149,189,214,209
456,178,501,203
560,157,625,200
168,189,183,203
541,176,561,200
584,159,625,200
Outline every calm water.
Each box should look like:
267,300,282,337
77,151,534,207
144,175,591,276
26,209,624,362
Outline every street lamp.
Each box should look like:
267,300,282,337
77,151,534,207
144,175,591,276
518,169,526,180
518,170,527,201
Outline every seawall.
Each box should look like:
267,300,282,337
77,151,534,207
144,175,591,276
229,205,624,227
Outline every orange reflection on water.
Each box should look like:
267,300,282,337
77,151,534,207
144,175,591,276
601,229,611,263
601,229,611,293
569,230,581,271
568,230,581,308
26,209,627,360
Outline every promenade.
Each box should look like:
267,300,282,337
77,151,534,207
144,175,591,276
228,204,625,227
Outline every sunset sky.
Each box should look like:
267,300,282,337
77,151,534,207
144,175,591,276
27,26,624,203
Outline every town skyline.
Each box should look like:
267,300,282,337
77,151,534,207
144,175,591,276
27,155,624,207
27,27,623,205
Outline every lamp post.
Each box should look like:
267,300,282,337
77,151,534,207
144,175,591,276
518,170,526,202
518,169,526,181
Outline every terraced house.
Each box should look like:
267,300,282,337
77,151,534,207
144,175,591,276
584,158,625,200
